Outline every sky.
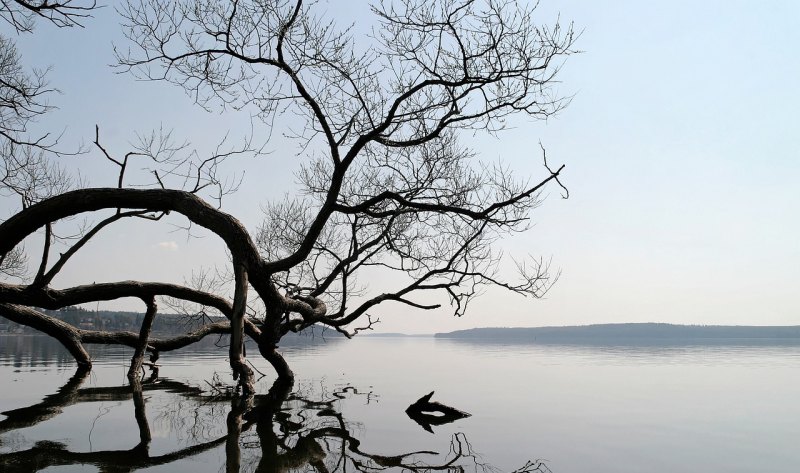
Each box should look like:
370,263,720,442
3,1,799,333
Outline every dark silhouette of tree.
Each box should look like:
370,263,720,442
0,1,96,32
0,0,576,392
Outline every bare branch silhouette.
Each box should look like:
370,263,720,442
1,0,575,388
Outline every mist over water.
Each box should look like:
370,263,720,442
2,335,800,472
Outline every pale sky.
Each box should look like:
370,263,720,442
3,1,799,333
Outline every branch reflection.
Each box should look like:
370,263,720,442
0,370,550,472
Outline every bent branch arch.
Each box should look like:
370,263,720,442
0,188,261,271
1,0,575,392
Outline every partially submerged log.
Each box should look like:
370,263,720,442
405,391,471,433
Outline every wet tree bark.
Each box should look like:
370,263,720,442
259,341,294,383
230,262,254,396
128,298,157,382
129,299,155,457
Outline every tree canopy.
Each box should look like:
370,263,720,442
0,0,576,392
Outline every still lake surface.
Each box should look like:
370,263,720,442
1,334,799,472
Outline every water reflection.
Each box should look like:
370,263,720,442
0,335,343,370
438,338,800,366
0,369,550,472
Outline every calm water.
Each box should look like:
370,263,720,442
1,335,800,472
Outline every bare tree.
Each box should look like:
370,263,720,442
0,1,96,262
0,0,96,32
0,0,97,157
0,0,576,392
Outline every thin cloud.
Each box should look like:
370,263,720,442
156,241,179,251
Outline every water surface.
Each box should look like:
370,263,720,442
1,335,799,472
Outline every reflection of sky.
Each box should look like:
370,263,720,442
299,337,800,473
3,1,800,332
2,337,800,472
440,338,800,367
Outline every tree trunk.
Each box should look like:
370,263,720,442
230,262,254,396
258,341,295,384
128,298,156,382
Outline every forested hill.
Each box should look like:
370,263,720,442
434,323,800,341
0,306,222,335
0,306,344,341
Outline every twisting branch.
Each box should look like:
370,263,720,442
0,0,577,386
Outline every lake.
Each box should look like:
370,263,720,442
1,334,799,472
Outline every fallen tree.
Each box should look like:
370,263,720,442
0,0,576,393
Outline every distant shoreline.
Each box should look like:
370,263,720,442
361,323,800,341
431,323,800,342
5,320,800,343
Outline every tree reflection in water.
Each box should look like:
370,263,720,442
0,370,550,472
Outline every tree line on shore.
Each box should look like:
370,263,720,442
0,306,216,335
435,323,800,341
